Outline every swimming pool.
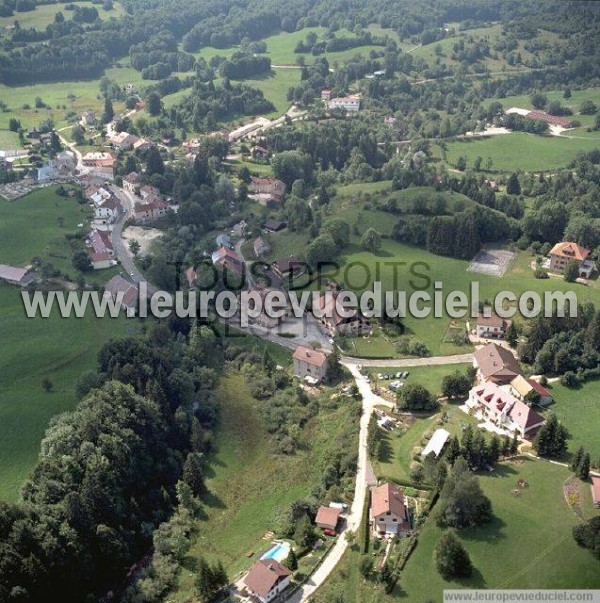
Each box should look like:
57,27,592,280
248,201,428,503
260,541,290,562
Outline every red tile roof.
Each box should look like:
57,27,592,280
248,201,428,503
293,345,327,368
527,379,552,399
549,241,590,262
315,506,341,530
474,343,521,383
244,560,291,599
371,482,407,519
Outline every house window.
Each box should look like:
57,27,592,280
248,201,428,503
386,511,391,515
379,518,385,522
392,518,397,522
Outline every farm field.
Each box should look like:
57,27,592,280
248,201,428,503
400,458,600,601
170,373,359,600
0,1,125,30
0,284,134,502
440,132,600,172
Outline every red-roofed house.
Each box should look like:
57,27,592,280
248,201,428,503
315,505,341,531
370,482,410,536
549,242,594,278
473,343,522,385
243,560,292,603
293,345,327,383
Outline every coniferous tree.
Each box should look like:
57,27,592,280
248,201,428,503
434,532,473,579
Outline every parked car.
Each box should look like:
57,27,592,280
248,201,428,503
402,371,409,378
323,528,337,536
377,373,384,380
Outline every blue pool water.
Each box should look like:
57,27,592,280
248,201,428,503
260,542,290,562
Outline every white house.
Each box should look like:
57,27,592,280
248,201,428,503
94,197,119,224
476,313,511,339
370,482,410,537
467,381,545,438
243,560,292,603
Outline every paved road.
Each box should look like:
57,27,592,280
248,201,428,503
286,363,375,602
341,352,474,368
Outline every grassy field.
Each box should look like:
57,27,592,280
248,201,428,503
440,132,600,173
400,458,600,600
544,380,600,461
0,1,125,30
0,63,145,131
171,373,359,600
0,284,134,501
0,186,92,273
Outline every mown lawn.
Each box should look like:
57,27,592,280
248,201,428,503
400,458,600,600
0,186,92,273
440,132,600,172
171,373,359,600
0,129,21,149
0,284,134,501
544,380,600,462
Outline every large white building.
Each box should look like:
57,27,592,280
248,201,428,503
328,96,360,112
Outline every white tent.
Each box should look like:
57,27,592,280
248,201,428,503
421,428,451,458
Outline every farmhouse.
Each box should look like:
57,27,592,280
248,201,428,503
473,343,522,385
104,275,139,313
315,505,341,531
0,264,33,286
110,132,139,151
548,241,595,278
133,199,168,223
328,96,360,112
313,291,370,337
254,236,271,257
86,186,112,205
421,428,450,459
292,345,328,383
321,89,332,100
476,313,511,339
467,381,545,438
243,560,292,603
87,229,115,270
251,145,269,159
123,172,142,195
370,482,410,537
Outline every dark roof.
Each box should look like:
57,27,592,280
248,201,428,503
244,560,291,598
264,219,287,232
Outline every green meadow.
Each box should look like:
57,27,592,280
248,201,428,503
0,1,125,30
0,285,133,502
0,186,91,273
0,186,135,500
440,132,600,173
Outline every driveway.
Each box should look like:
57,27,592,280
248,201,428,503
285,363,375,602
